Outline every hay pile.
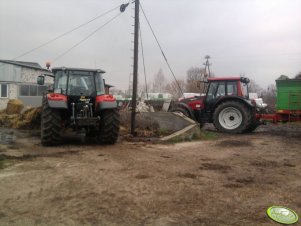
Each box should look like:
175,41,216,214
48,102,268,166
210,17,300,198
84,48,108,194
13,107,42,129
6,99,24,114
0,103,41,129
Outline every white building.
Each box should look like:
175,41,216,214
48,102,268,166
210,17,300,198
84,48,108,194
0,60,52,110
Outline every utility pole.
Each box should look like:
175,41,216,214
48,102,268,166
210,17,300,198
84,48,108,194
203,55,211,78
131,0,139,135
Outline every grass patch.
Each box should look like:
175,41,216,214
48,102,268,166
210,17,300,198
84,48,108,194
0,157,13,169
157,128,172,137
200,129,217,140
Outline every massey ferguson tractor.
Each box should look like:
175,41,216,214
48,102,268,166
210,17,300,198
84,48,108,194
37,67,120,146
169,77,262,133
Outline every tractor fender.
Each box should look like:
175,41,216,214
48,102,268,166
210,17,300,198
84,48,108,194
46,93,68,109
170,102,195,120
96,95,117,110
213,96,254,111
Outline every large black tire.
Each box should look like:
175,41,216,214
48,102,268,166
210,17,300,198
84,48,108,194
213,101,252,134
244,122,260,133
41,97,62,146
244,115,260,133
97,109,120,144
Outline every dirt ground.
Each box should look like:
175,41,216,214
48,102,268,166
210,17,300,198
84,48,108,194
0,124,300,226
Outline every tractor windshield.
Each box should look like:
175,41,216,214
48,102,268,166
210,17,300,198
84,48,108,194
67,71,95,96
54,70,105,96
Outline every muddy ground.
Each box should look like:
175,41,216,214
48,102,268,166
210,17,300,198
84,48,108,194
0,124,300,226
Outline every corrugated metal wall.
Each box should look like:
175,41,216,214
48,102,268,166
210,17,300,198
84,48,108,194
0,63,21,82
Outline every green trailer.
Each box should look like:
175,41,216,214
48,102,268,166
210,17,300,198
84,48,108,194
276,79,301,112
257,79,301,123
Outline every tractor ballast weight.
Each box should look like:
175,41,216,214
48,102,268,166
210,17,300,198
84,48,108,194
38,67,120,146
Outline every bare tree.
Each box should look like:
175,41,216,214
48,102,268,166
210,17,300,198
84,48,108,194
261,84,277,112
295,72,301,79
186,67,205,93
165,79,185,100
248,79,263,95
152,69,166,92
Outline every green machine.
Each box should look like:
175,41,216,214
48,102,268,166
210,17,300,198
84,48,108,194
276,79,301,112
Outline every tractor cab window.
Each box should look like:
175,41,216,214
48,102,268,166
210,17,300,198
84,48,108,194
226,81,237,95
206,82,226,101
54,71,68,94
216,83,225,97
95,73,105,95
67,71,95,96
206,82,218,101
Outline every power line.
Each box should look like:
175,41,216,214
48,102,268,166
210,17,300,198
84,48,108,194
139,3,184,97
52,12,123,62
10,5,121,61
139,21,149,100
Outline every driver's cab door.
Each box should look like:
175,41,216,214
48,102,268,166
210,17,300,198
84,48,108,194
204,81,226,113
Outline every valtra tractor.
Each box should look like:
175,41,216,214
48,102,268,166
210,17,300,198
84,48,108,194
169,76,301,133
169,77,264,133
37,67,120,146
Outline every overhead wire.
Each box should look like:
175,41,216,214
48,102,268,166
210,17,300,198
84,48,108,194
10,4,121,61
139,3,184,97
138,21,149,100
52,12,123,62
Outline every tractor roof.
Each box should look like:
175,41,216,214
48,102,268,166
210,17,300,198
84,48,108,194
52,67,106,73
208,77,250,83
208,77,241,81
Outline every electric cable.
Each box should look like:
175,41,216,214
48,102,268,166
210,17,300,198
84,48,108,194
52,12,123,62
10,4,121,61
139,22,149,100
140,3,184,97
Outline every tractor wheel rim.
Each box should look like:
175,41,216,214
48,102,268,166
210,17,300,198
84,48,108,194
219,107,242,130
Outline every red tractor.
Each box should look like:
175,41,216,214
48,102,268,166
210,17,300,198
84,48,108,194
169,77,261,133
37,67,120,146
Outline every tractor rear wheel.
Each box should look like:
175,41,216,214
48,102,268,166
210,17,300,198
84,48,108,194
97,109,120,144
213,101,251,133
244,114,260,133
41,97,62,146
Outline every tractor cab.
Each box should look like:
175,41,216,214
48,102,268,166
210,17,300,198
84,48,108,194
204,77,250,112
52,68,105,97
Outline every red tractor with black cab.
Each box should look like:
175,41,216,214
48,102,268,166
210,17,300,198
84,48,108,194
169,77,261,133
37,67,120,146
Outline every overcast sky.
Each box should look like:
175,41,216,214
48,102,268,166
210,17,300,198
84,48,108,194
1,0,300,91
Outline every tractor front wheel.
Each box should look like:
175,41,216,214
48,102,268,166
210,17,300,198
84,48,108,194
213,101,251,134
97,109,120,144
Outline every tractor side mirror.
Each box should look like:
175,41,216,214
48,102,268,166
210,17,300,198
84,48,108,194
37,75,45,85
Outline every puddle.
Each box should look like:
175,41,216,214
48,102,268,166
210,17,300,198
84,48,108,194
0,130,15,144
0,128,40,144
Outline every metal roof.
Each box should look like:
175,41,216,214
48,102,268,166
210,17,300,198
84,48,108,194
52,67,106,73
0,59,48,71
